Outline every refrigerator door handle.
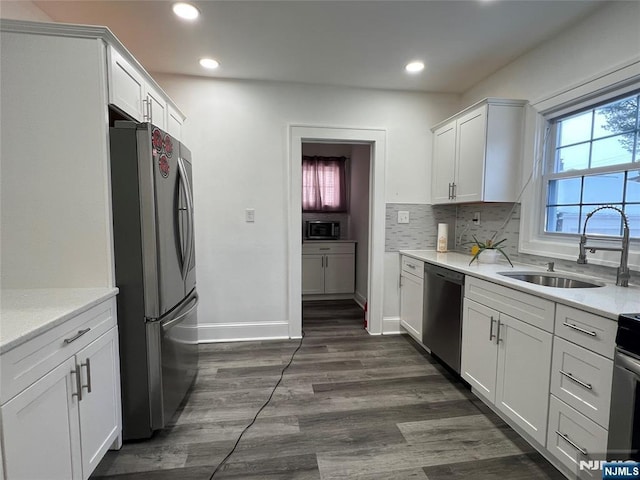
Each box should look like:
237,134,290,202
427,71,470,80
162,291,199,332
177,157,194,280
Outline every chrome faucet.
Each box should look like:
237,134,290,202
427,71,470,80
577,206,630,287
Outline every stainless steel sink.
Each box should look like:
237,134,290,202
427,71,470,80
498,271,605,288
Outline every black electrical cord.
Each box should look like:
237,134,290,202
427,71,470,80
208,331,306,479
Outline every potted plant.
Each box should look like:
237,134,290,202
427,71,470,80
468,235,513,266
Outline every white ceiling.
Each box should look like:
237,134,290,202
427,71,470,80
34,0,605,93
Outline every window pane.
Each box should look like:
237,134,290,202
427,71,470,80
555,143,590,172
591,134,634,168
583,204,624,236
625,204,640,238
626,169,640,202
546,206,580,234
557,111,592,146
547,178,581,205
582,172,624,204
593,95,638,139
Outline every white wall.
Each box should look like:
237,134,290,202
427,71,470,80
153,74,458,340
349,144,371,307
462,1,640,105
0,1,52,21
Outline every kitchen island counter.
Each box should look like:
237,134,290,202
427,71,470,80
399,250,639,320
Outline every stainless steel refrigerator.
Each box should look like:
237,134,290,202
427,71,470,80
109,121,198,440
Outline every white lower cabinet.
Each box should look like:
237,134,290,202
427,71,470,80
302,242,356,295
462,277,554,446
399,256,424,341
1,298,121,480
2,357,82,480
547,395,608,479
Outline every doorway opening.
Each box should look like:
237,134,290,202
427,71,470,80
288,126,386,339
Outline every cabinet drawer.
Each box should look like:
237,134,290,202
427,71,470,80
401,256,424,279
550,337,613,428
554,304,617,359
1,298,116,404
465,277,555,332
546,395,608,479
302,242,355,255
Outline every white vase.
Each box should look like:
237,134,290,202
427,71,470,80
480,249,501,264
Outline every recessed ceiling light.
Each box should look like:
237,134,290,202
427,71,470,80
405,61,425,73
173,2,200,21
199,58,219,70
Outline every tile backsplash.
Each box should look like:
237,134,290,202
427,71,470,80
385,202,639,285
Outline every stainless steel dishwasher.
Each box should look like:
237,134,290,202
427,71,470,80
422,263,464,373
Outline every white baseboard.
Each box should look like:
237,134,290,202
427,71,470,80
198,321,290,343
354,291,367,309
383,316,401,335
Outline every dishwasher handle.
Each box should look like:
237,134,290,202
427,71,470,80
424,263,464,285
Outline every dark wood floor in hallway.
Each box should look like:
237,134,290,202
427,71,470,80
91,300,565,480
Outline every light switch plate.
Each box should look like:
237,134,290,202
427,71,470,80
245,208,255,222
397,211,410,224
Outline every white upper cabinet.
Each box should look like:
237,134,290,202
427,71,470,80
107,44,185,139
431,98,526,204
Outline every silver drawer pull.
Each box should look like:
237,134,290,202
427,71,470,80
556,430,588,455
319,248,330,251
559,370,593,390
489,316,496,341
64,328,91,344
406,264,416,269
81,358,92,393
563,322,597,337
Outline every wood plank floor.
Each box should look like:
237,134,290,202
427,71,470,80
91,300,565,480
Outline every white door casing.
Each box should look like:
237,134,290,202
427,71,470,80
288,125,386,338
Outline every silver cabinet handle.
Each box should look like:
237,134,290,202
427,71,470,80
64,328,91,344
563,322,597,337
489,316,496,342
319,248,330,251
496,320,503,343
406,263,416,269
142,98,149,121
559,370,592,390
81,358,92,393
71,365,82,401
452,182,457,199
448,183,453,199
556,430,588,455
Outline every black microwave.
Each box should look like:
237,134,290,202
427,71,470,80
305,221,340,240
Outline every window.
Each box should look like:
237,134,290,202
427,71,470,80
544,91,640,239
302,156,347,212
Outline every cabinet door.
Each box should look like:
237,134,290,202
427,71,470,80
302,254,324,294
77,328,121,478
324,253,355,294
431,122,456,204
461,298,498,402
108,47,145,121
167,104,184,141
146,84,167,130
2,357,82,480
455,105,486,203
400,273,423,341
495,314,552,445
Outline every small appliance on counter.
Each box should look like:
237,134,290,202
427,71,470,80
305,220,340,240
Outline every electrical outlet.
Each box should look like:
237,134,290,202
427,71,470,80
472,211,481,226
245,208,255,222
397,211,410,224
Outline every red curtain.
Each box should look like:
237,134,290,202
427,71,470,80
302,156,347,212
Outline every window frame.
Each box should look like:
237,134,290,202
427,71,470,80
518,60,640,270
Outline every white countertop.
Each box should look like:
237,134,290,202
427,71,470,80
0,288,119,354
399,250,640,321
